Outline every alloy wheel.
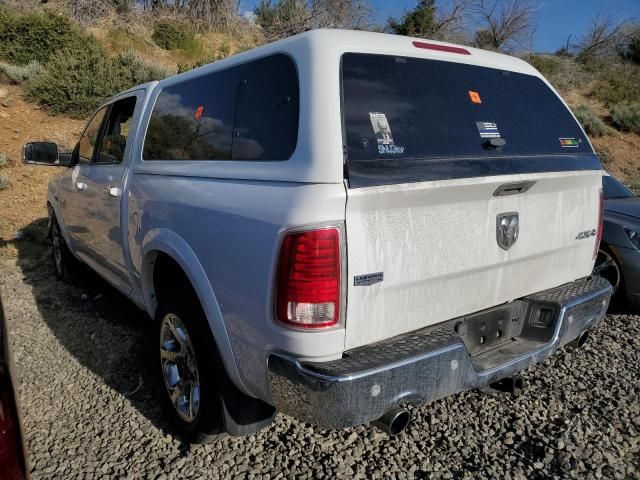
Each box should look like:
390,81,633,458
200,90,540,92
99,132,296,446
160,313,201,423
51,222,63,275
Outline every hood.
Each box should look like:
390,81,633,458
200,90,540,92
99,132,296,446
605,197,640,220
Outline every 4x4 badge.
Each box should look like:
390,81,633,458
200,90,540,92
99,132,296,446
497,212,519,250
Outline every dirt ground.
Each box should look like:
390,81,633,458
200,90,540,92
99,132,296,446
592,132,640,185
0,85,85,254
1,244,638,479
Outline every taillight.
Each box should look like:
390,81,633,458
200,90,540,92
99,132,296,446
275,227,341,329
594,189,604,259
0,376,26,480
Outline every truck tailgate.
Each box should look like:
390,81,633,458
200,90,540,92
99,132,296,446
344,170,602,349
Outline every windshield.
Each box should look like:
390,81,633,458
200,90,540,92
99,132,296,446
603,175,635,199
342,53,591,162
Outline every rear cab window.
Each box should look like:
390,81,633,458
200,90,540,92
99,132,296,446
341,53,597,187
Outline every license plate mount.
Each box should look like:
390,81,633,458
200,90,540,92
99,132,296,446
455,302,525,356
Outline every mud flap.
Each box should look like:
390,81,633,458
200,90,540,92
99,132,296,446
220,382,276,437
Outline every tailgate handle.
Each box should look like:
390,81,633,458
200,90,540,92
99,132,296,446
494,181,536,197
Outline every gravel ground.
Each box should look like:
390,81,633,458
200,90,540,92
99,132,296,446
1,239,639,480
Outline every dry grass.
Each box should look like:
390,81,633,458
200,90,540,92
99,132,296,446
89,14,263,74
572,104,610,137
0,173,9,191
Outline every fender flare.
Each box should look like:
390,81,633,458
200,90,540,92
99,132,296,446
139,228,251,396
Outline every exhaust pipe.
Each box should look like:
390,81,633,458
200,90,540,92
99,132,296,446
372,407,410,436
567,330,590,349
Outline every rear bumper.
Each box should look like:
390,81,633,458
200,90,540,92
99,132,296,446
267,276,612,429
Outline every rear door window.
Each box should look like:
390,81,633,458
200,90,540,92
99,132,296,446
341,53,596,186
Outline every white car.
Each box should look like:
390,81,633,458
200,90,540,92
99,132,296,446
24,29,611,441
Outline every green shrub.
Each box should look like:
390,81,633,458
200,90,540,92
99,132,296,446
177,60,204,74
591,64,640,106
114,0,133,14
177,55,220,74
0,173,9,191
111,50,169,88
527,54,561,77
26,44,168,118
0,153,7,168
626,31,640,65
573,105,609,137
25,41,111,117
0,9,95,65
610,102,640,134
152,20,196,51
0,60,42,84
176,42,232,74
524,53,591,92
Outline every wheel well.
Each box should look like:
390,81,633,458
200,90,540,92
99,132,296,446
148,252,275,435
151,252,199,308
599,243,623,270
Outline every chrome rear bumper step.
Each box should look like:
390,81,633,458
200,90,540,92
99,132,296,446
267,276,612,429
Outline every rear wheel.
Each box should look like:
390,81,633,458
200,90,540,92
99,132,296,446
156,301,224,443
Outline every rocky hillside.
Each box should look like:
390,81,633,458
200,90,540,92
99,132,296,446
0,6,639,257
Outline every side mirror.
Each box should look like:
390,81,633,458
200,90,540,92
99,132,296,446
23,142,70,166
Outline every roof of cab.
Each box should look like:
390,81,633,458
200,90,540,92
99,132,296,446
157,28,540,88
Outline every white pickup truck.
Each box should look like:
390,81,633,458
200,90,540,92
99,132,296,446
24,30,612,441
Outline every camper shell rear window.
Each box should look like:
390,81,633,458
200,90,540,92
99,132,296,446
341,53,599,187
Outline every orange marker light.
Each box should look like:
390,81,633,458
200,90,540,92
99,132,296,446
468,91,482,104
194,105,204,120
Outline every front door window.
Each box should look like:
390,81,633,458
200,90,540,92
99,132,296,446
78,107,108,164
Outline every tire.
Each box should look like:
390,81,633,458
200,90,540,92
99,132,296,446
593,247,626,307
155,299,225,443
50,217,78,282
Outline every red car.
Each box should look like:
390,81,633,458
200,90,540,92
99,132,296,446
0,296,28,480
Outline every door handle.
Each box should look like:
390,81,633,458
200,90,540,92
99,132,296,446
105,186,122,197
76,182,88,191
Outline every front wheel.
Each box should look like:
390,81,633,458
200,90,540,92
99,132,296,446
51,217,78,282
156,302,224,442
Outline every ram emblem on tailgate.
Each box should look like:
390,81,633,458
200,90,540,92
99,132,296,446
496,212,519,250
